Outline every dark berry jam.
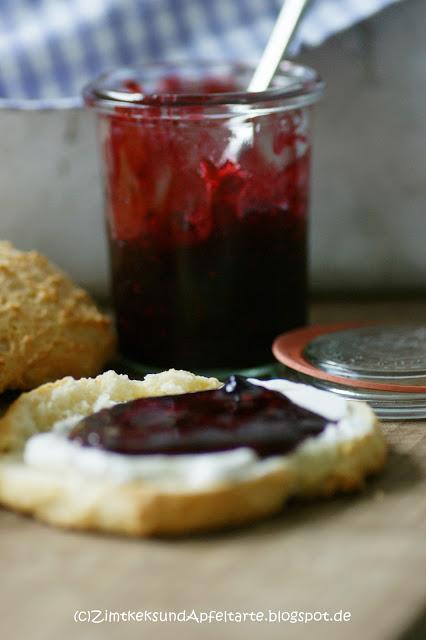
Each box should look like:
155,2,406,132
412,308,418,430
68,377,332,457
98,76,310,370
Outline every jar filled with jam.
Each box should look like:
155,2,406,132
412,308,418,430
84,62,323,375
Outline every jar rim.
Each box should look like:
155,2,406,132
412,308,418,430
83,60,324,111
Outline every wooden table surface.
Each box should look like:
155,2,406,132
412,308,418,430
1,300,425,640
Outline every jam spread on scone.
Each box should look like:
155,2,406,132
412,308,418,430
68,376,334,457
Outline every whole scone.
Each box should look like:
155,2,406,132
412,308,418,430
0,241,115,392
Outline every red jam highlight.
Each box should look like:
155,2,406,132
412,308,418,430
100,75,310,370
68,377,332,457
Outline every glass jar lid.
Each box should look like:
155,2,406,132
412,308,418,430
273,323,426,420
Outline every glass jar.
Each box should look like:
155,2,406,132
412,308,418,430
84,61,323,376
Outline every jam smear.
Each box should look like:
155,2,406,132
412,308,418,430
68,377,332,457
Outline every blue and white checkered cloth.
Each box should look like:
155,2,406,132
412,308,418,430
0,0,402,108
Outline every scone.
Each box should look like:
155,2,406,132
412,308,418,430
0,241,115,391
0,370,386,536
0,369,387,536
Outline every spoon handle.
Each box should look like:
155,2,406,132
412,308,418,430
248,0,310,92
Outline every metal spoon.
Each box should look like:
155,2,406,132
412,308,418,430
248,0,310,92
223,0,310,161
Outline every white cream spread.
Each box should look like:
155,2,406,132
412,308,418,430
23,379,375,489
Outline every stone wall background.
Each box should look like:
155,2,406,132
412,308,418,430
301,0,426,294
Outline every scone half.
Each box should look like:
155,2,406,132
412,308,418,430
0,370,387,536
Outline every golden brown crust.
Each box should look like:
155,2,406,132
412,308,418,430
0,370,388,537
0,241,115,393
0,456,291,536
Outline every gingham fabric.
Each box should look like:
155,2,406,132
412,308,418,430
0,0,402,108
